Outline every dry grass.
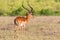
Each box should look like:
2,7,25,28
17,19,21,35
0,16,60,40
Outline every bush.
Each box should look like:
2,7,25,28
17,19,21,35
40,9,54,16
40,9,60,16
0,0,60,16
10,7,23,16
55,0,60,2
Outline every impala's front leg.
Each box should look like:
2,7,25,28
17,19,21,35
22,24,26,33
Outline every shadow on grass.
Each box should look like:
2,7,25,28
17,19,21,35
0,24,15,30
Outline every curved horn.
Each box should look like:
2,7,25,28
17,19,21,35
22,2,29,11
27,1,33,12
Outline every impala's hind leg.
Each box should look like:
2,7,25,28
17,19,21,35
14,24,20,38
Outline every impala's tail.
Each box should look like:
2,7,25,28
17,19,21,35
14,19,17,26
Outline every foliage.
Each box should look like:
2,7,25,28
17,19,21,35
55,0,60,2
0,0,60,16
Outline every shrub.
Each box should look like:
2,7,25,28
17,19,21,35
40,9,54,16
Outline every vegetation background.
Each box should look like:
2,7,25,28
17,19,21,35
0,0,60,40
0,0,60,16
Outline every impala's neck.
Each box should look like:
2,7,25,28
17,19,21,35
26,12,32,21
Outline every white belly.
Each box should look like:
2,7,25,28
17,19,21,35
20,22,25,27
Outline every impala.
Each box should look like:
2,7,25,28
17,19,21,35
14,1,33,35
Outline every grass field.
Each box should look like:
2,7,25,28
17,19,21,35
0,16,60,40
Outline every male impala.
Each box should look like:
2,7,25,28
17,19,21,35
14,1,33,34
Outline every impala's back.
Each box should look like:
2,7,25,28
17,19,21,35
14,16,27,26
